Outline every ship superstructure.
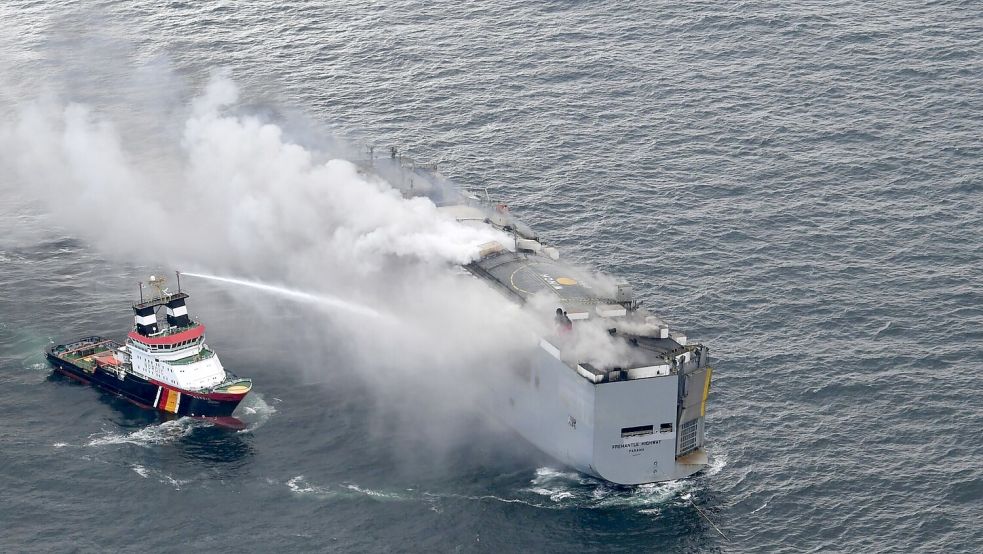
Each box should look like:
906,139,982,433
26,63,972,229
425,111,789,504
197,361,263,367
47,273,252,424
360,149,714,485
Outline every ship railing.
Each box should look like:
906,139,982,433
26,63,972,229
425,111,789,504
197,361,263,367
144,321,200,338
55,337,120,357
208,376,252,392
545,334,710,384
168,348,215,365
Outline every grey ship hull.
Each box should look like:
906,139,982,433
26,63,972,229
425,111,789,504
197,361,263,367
489,341,710,485
359,151,714,485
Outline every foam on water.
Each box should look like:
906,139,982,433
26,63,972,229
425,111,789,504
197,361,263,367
130,464,189,489
234,393,278,433
285,476,409,502
87,417,208,447
705,453,727,478
523,466,692,512
280,462,728,516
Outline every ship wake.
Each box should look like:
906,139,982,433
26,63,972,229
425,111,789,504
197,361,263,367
86,417,209,447
524,467,689,512
234,392,278,433
285,476,410,502
279,455,727,516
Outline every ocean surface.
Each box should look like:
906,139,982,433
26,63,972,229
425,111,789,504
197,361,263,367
1,1,981,552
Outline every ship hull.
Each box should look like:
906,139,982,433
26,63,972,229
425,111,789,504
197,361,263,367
487,343,710,485
46,353,247,419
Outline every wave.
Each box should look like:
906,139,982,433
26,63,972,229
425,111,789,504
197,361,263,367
705,453,727,477
281,456,728,515
285,476,409,501
235,393,278,433
130,464,189,489
87,417,208,447
523,466,689,511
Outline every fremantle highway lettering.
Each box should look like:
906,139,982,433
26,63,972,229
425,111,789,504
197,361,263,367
612,439,662,452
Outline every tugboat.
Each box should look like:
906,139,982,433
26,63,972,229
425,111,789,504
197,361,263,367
46,272,252,426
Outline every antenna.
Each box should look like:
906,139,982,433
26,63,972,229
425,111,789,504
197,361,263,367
175,270,182,293
138,281,143,303
148,275,168,299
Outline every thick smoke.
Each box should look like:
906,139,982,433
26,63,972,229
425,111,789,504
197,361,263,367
0,16,651,478
4,71,507,272
0,69,560,424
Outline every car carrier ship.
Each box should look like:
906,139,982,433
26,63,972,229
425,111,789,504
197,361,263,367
360,148,714,485
46,273,252,426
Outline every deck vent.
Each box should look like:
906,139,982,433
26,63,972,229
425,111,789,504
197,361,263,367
678,418,700,455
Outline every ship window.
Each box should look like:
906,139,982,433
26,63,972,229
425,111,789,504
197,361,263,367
660,423,673,433
621,425,654,438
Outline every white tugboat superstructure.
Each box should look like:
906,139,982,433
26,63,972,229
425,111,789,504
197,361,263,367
46,273,253,426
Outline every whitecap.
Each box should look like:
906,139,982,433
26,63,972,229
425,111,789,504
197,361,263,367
235,393,277,433
286,475,316,494
87,417,205,447
704,453,727,477
286,475,335,497
522,466,693,512
343,483,405,500
130,464,189,489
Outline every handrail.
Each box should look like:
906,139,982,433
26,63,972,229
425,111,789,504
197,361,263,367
168,348,215,365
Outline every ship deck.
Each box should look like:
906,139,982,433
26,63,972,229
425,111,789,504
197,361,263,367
50,337,122,370
469,252,616,306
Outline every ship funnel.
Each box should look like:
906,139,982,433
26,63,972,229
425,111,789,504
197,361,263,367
165,296,191,328
133,305,159,336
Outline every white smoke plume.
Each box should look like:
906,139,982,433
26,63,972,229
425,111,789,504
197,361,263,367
0,15,647,477
0,69,556,420
4,71,507,272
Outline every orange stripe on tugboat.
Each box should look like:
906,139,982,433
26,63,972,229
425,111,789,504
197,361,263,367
154,387,181,413
165,390,180,413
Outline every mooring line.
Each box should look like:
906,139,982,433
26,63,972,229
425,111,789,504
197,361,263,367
686,494,729,541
